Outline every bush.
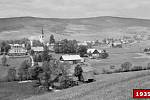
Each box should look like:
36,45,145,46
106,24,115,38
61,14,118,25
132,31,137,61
99,52,109,59
114,68,123,73
110,65,115,69
29,66,43,80
93,69,100,75
102,68,112,74
131,66,143,71
121,62,132,72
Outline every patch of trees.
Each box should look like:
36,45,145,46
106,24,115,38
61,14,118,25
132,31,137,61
77,45,87,57
32,40,43,47
0,41,11,54
54,39,78,54
49,35,55,44
102,62,150,74
144,48,150,52
18,60,31,81
54,39,87,56
16,59,77,90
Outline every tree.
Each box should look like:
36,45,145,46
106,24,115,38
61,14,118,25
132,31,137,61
54,39,78,54
29,65,43,80
77,45,87,57
38,72,51,91
0,41,11,54
121,62,132,71
18,60,31,81
49,35,55,44
25,43,31,50
1,54,7,66
99,50,109,59
42,46,52,62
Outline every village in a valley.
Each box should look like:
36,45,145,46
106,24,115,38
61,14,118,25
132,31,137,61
1,25,150,100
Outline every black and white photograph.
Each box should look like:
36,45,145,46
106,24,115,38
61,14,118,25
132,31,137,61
0,0,150,100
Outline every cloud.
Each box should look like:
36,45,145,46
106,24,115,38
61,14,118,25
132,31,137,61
0,0,150,19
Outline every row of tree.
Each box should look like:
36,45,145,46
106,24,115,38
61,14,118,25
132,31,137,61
54,39,88,56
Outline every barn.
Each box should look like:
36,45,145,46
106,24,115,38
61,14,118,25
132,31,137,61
60,55,84,64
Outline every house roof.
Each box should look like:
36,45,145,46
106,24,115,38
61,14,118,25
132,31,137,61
87,48,103,54
87,49,96,53
60,55,83,61
31,47,44,52
77,42,88,46
97,50,103,53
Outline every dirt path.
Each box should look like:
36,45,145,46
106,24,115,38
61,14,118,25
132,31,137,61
26,70,150,100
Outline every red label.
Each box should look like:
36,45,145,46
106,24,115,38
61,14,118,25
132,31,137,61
133,89,150,98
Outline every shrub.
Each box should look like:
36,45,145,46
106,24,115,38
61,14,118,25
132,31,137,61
121,62,132,72
99,52,109,59
102,68,112,74
131,66,143,71
93,69,100,75
29,66,43,80
114,68,123,73
110,65,115,69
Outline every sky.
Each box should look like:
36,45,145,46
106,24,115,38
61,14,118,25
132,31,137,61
0,0,150,19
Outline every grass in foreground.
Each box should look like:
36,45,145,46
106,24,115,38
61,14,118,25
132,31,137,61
0,81,45,100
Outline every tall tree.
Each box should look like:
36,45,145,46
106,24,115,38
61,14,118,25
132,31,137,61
18,60,31,81
49,35,55,44
1,54,7,66
42,46,52,62
0,41,11,54
77,45,87,57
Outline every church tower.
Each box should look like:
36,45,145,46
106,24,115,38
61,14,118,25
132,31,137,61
39,27,44,43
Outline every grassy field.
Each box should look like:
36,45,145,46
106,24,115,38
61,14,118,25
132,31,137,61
25,70,150,100
0,81,46,100
89,40,150,73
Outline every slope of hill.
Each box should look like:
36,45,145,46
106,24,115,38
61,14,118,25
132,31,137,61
0,16,150,41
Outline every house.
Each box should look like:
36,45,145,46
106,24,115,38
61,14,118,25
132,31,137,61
112,41,122,48
87,49,100,58
31,47,44,53
60,55,84,64
77,42,88,46
47,43,55,52
8,44,27,56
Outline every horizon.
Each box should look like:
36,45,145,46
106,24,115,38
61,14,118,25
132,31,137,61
0,16,150,20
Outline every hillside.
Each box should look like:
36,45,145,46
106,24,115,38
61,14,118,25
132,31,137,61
0,16,150,41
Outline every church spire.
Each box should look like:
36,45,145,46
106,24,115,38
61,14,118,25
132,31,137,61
39,27,44,43
42,27,44,35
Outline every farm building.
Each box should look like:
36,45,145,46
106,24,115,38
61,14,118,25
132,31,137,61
77,42,88,46
87,49,100,58
8,44,27,56
47,43,55,52
60,55,84,64
31,47,44,53
112,41,122,48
